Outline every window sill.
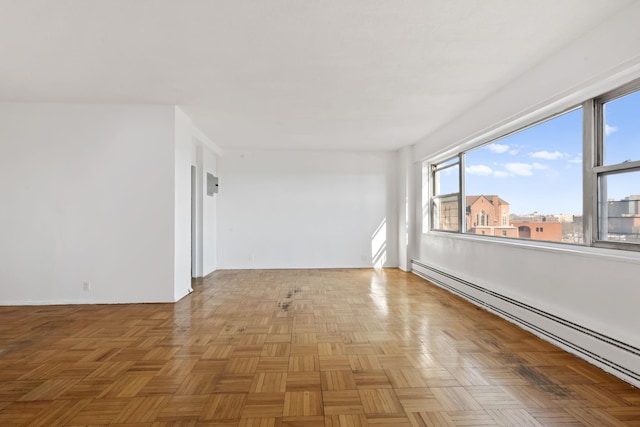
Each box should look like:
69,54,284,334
423,230,640,265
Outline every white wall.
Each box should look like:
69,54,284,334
173,107,196,301
397,146,413,271
412,3,640,386
218,150,398,269
0,103,177,304
201,147,218,275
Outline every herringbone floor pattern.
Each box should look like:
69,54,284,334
0,269,638,426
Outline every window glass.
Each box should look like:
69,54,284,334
603,90,640,166
430,157,460,232
433,194,460,232
464,108,583,243
598,171,640,243
433,164,459,195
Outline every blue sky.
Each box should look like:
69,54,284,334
463,92,640,215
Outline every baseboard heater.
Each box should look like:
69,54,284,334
411,259,640,387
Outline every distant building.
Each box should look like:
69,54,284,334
465,195,517,237
555,214,576,223
562,215,584,244
465,195,563,242
511,220,563,242
608,195,640,217
605,195,640,242
509,213,563,242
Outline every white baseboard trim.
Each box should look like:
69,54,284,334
411,259,640,388
0,297,174,306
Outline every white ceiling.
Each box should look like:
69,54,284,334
0,0,633,151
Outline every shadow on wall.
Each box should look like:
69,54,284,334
372,219,387,268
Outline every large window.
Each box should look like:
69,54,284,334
425,79,640,251
464,108,583,244
595,88,640,245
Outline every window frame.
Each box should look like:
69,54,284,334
424,77,640,253
429,155,463,233
589,79,640,251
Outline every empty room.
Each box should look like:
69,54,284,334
1,1,639,426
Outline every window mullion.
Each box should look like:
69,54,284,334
459,153,466,234
582,99,597,246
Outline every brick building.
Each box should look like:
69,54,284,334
465,195,518,237
511,220,563,242
466,195,563,242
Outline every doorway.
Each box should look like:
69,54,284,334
191,165,197,277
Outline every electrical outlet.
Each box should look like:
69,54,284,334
361,255,368,261
83,282,91,291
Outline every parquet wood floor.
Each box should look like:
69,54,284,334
0,268,638,426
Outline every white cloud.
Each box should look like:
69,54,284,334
503,162,548,176
487,143,510,154
532,162,548,170
529,150,564,160
605,124,619,136
505,162,534,176
466,164,493,176
493,171,511,178
568,155,582,164
509,149,519,155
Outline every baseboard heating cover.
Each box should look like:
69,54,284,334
411,259,640,388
